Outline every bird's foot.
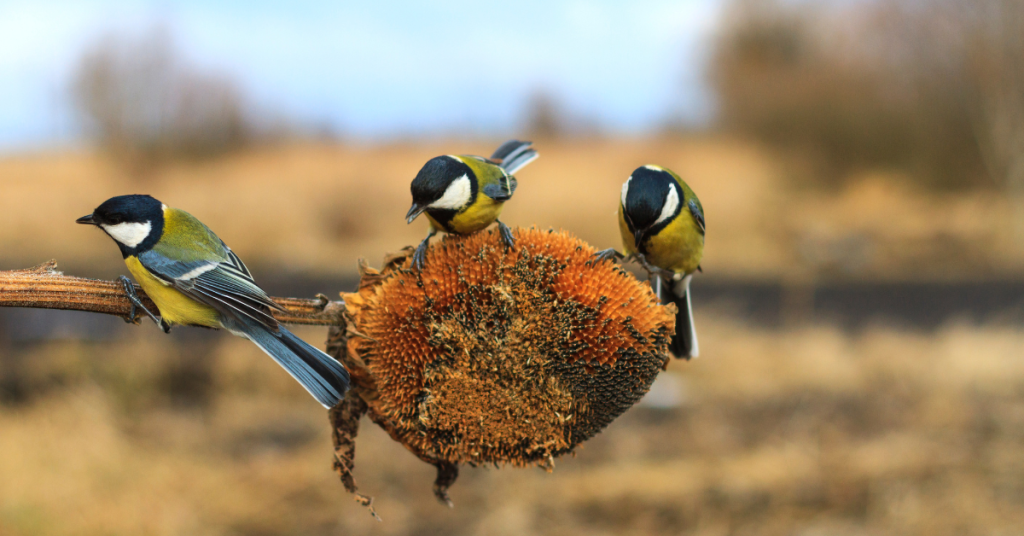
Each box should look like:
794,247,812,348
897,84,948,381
412,236,431,271
119,276,168,333
118,276,142,325
497,221,515,252
593,248,624,264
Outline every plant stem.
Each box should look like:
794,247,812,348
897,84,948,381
0,261,345,327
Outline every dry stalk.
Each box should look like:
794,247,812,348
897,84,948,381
0,260,346,327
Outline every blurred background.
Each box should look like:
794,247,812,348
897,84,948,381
1,0,1023,534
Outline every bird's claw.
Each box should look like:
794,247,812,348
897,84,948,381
119,275,167,332
497,221,515,252
412,237,431,271
118,276,141,325
594,248,624,264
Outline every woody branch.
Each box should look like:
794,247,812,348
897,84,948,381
0,261,346,327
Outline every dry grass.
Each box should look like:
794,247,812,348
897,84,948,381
1,317,1022,535
1,139,1021,534
0,138,1018,280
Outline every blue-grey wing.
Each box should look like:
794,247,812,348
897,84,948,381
688,199,705,235
136,250,215,284
221,241,254,278
137,248,281,330
482,175,517,201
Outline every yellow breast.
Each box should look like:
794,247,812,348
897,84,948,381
618,205,703,276
124,256,221,328
428,196,504,235
618,208,637,256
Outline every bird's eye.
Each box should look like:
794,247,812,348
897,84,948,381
107,215,123,224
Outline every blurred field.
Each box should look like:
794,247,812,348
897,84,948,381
0,138,1019,280
1,140,1023,535
0,314,1022,536
3,0,1024,532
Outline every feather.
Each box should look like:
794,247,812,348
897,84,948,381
138,249,281,330
230,318,350,408
489,140,538,174
664,275,698,359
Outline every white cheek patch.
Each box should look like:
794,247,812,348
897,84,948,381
101,221,152,248
429,174,472,210
621,176,632,207
655,185,680,225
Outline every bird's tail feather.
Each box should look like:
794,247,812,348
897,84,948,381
490,140,538,174
664,275,699,359
243,324,350,408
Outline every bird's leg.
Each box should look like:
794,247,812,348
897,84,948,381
633,253,659,275
118,276,147,325
632,253,678,298
593,248,625,264
119,276,170,333
497,220,515,252
633,253,674,280
119,277,140,325
412,229,437,271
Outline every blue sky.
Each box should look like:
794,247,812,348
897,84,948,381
0,0,722,150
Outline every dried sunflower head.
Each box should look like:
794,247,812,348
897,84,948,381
329,227,675,504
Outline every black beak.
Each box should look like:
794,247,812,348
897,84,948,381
634,228,646,249
76,214,97,225
406,203,427,224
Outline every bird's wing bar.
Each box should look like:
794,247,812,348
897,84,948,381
138,250,281,330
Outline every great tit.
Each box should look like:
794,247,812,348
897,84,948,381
406,140,538,270
597,165,705,359
77,195,350,408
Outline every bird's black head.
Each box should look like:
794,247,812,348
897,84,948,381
77,194,165,256
406,155,477,223
621,165,683,247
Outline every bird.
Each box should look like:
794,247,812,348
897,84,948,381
596,165,705,359
77,194,350,408
406,140,538,270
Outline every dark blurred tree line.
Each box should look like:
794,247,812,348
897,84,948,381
70,28,275,172
711,0,1024,196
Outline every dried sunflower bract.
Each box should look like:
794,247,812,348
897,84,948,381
328,227,676,505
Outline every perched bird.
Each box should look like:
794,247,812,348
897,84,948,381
77,195,350,408
596,165,705,359
406,140,538,270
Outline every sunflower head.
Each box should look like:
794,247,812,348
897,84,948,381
331,227,675,500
